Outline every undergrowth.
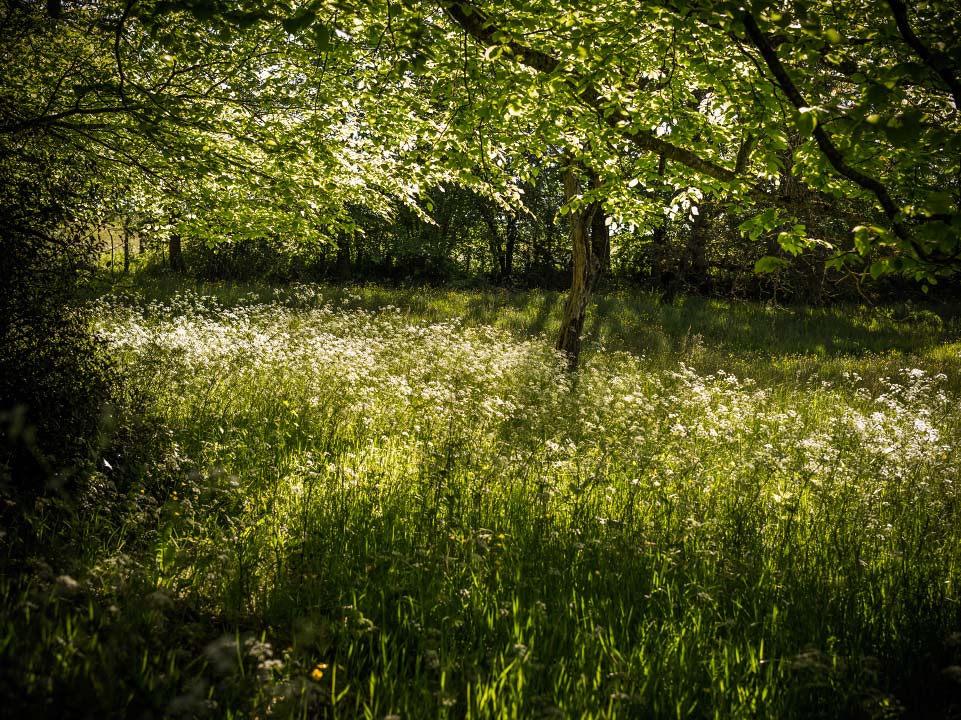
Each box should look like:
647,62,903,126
2,280,960,718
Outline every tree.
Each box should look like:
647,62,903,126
4,0,959,371
430,0,958,361
554,161,601,368
0,0,460,487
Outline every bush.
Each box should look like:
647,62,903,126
1,307,115,491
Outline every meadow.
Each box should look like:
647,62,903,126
3,276,961,719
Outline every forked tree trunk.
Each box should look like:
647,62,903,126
555,165,600,371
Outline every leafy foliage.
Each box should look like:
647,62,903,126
5,0,960,294
3,3,961,713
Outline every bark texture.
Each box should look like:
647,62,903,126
555,165,600,370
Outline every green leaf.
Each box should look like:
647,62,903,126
777,224,808,256
864,83,890,107
825,254,850,270
187,0,217,21
282,8,316,35
915,220,960,253
411,52,428,72
739,207,780,241
852,225,872,255
921,192,955,217
313,24,331,52
754,256,790,274
869,260,889,279
796,107,818,137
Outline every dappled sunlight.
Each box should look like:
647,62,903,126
71,287,961,717
5,0,961,714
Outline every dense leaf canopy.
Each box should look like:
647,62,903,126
2,0,959,278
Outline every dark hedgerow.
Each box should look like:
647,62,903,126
0,306,119,495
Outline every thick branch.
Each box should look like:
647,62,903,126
114,0,137,108
734,132,756,175
885,0,961,111
441,1,743,186
0,106,134,134
741,10,914,243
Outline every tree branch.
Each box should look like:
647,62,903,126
740,10,917,245
0,106,135,134
884,0,961,111
440,1,746,187
114,0,136,108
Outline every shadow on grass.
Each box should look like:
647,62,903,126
93,269,961,389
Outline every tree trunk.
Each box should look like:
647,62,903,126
169,232,186,272
588,169,611,278
555,165,599,371
354,232,367,275
590,204,610,277
650,154,671,290
504,215,517,281
335,234,351,279
686,203,711,294
122,218,130,274
481,206,508,282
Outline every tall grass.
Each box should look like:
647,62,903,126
3,279,961,718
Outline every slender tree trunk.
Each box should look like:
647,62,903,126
481,207,508,282
504,216,517,282
354,232,367,275
588,169,611,278
590,204,610,277
335,234,351,279
650,154,670,290
122,218,130,274
686,203,711,293
169,232,185,272
555,164,599,371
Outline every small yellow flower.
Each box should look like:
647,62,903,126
310,662,328,681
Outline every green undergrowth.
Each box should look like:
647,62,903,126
3,276,961,718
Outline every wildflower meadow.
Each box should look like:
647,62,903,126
3,280,961,718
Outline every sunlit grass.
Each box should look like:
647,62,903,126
4,277,961,718
97,272,961,392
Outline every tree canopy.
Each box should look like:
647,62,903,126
3,0,959,289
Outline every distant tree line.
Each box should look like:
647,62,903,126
170,156,922,305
